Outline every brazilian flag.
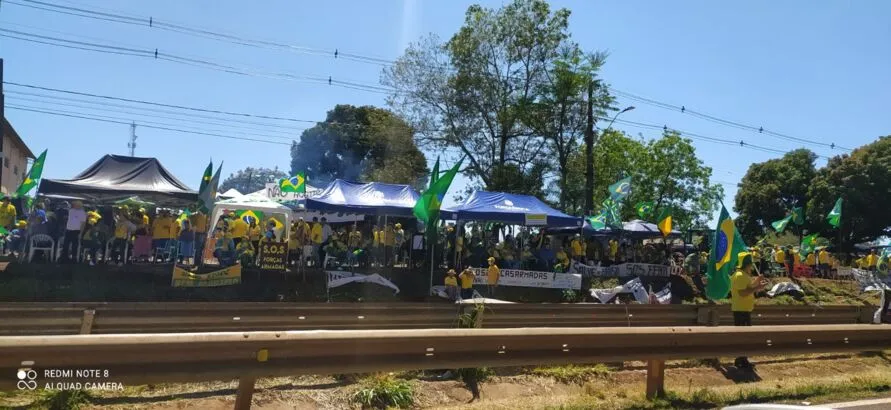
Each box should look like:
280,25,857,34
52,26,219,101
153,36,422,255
799,233,819,260
15,149,47,197
608,176,632,201
280,172,306,194
587,213,607,230
413,158,463,224
705,205,748,300
827,198,842,228
790,206,804,225
635,201,654,220
656,207,672,237
199,160,213,194
601,198,622,228
236,209,265,225
771,214,792,232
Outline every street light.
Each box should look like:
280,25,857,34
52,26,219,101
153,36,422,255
584,102,636,215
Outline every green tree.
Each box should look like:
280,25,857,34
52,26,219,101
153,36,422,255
807,136,891,248
564,130,721,228
290,105,428,188
220,166,287,194
383,0,581,193
733,149,817,242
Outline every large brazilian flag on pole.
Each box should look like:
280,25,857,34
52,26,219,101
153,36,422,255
705,204,748,300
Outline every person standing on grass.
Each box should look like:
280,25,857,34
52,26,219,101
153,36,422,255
731,252,768,370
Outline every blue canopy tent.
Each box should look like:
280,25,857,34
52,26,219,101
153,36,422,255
442,190,581,227
305,179,421,217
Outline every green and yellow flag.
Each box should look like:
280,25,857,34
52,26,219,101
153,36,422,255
15,149,47,197
790,206,804,225
413,157,463,224
176,208,192,226
601,198,622,228
827,198,842,228
199,160,213,194
771,214,793,233
587,213,607,230
635,201,654,220
799,233,819,260
236,209,264,225
657,207,672,237
608,176,632,201
429,157,440,188
705,205,748,300
279,172,306,194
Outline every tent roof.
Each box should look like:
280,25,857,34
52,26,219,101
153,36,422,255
219,188,243,198
214,193,293,214
38,154,198,206
442,190,580,227
547,219,681,238
305,179,420,217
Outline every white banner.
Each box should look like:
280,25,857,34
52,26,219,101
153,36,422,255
325,271,400,294
590,277,649,304
851,268,890,292
571,262,682,278
469,268,581,290
652,283,672,304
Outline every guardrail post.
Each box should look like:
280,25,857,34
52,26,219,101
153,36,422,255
79,309,96,335
234,377,256,410
646,359,665,399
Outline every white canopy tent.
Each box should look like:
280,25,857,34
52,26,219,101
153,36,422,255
210,193,293,241
218,188,243,199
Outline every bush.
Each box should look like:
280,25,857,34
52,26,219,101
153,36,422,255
351,374,414,409
532,364,611,384
38,389,94,410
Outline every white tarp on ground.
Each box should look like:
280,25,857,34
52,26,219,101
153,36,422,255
590,277,650,304
766,282,804,297
851,268,891,291
469,267,582,290
326,271,400,294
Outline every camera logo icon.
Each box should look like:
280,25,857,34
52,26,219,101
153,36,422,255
17,369,37,390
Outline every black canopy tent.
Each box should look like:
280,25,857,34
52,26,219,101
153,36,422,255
38,155,199,207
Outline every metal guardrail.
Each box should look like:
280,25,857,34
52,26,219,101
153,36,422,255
0,302,871,335
1,325,889,409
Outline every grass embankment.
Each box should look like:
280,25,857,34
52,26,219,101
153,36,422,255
3,351,889,409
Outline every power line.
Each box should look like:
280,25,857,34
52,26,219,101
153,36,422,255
6,105,292,146
8,0,855,153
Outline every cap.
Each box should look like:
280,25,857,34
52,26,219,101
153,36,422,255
737,251,753,268
487,256,496,262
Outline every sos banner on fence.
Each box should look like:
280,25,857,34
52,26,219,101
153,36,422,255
469,268,581,290
257,241,288,271
570,262,682,278
171,264,242,287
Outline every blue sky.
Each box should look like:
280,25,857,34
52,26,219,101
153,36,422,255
2,0,889,221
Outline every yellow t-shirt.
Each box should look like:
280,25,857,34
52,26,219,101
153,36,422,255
373,230,380,246
151,217,175,239
775,249,785,264
310,223,323,244
730,270,755,312
141,214,150,227
459,271,474,289
571,240,584,257
191,213,208,233
866,254,878,267
383,229,396,246
487,265,500,285
114,222,129,239
609,240,618,260
229,218,249,239
818,250,829,264
444,276,458,287
249,225,262,241
0,203,16,227
805,253,816,266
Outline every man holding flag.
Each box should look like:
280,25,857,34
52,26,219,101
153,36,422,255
730,252,768,370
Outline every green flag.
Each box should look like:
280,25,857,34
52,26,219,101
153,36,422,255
429,157,440,189
15,149,47,197
635,201,654,220
827,198,842,228
799,233,819,259
199,160,213,194
602,198,622,228
608,176,632,201
587,213,607,230
771,215,793,233
656,207,672,237
790,206,804,225
705,205,748,300
176,208,192,226
198,163,223,213
413,157,463,224
279,172,306,193
236,209,265,225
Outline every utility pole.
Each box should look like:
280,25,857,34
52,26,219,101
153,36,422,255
128,122,138,156
1,59,6,195
584,81,595,216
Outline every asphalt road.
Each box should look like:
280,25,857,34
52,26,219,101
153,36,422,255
827,397,891,409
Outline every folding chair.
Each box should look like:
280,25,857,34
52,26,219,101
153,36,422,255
27,234,55,263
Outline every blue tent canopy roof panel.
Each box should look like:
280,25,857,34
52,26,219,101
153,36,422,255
305,179,420,217
442,190,581,227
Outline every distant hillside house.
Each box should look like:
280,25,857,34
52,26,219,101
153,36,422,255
1,117,36,196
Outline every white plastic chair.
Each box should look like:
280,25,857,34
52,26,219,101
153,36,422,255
28,234,55,263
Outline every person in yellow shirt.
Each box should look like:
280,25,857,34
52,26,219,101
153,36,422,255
487,256,501,296
112,208,134,264
248,220,262,250
151,210,175,252
608,238,619,264
866,250,879,272
383,224,396,267
309,217,323,266
0,197,16,230
459,267,475,300
570,234,585,263
444,269,459,301
137,208,150,235
805,252,816,272
228,213,249,247
774,246,786,272
730,252,767,370
818,248,830,277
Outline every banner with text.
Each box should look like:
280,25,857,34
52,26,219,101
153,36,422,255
326,271,400,294
257,241,288,271
470,268,581,290
171,264,242,287
570,262,682,278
